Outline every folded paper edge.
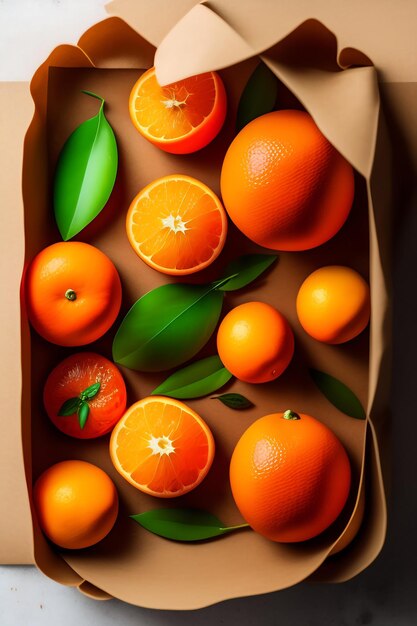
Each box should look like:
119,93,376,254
105,0,199,47
154,3,379,178
307,418,387,583
12,7,390,601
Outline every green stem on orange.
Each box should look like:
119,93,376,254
65,288,77,301
282,409,300,421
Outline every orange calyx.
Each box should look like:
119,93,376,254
64,288,77,301
282,410,300,420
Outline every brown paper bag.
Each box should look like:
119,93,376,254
0,0,399,608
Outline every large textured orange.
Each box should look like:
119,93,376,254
230,410,351,542
110,396,215,498
43,352,127,439
217,301,294,383
129,67,227,154
126,175,227,275
25,242,122,346
33,460,119,549
296,265,370,344
220,110,354,251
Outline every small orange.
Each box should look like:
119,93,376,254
220,110,354,251
296,265,370,344
43,352,127,439
230,410,351,542
33,460,119,549
25,242,122,346
129,67,227,154
126,174,228,275
110,396,215,498
216,301,294,383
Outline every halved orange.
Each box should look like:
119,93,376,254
128,67,227,154
109,396,215,498
126,174,228,275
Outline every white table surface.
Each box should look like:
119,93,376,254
1,1,417,624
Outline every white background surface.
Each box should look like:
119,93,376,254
1,1,417,624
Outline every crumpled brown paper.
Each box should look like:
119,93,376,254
0,0,397,609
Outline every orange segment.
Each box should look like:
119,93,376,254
129,67,227,154
126,174,228,275
109,396,215,498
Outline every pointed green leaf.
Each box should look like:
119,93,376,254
212,393,254,410
58,397,81,416
113,283,224,372
54,91,118,240
218,254,278,291
152,355,232,399
77,401,90,429
80,382,101,401
130,509,249,542
310,369,366,420
236,62,279,132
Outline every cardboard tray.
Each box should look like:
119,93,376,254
0,0,400,609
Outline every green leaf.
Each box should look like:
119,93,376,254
152,355,232,399
80,382,101,401
218,254,278,291
236,62,279,132
77,401,90,429
54,90,118,240
310,369,366,420
212,393,254,410
58,397,81,416
113,283,224,372
130,509,249,542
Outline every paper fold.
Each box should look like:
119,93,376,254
0,0,397,608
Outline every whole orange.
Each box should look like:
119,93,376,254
296,265,370,344
220,110,354,251
25,242,122,346
33,460,119,549
43,352,127,439
230,410,351,542
216,301,294,383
